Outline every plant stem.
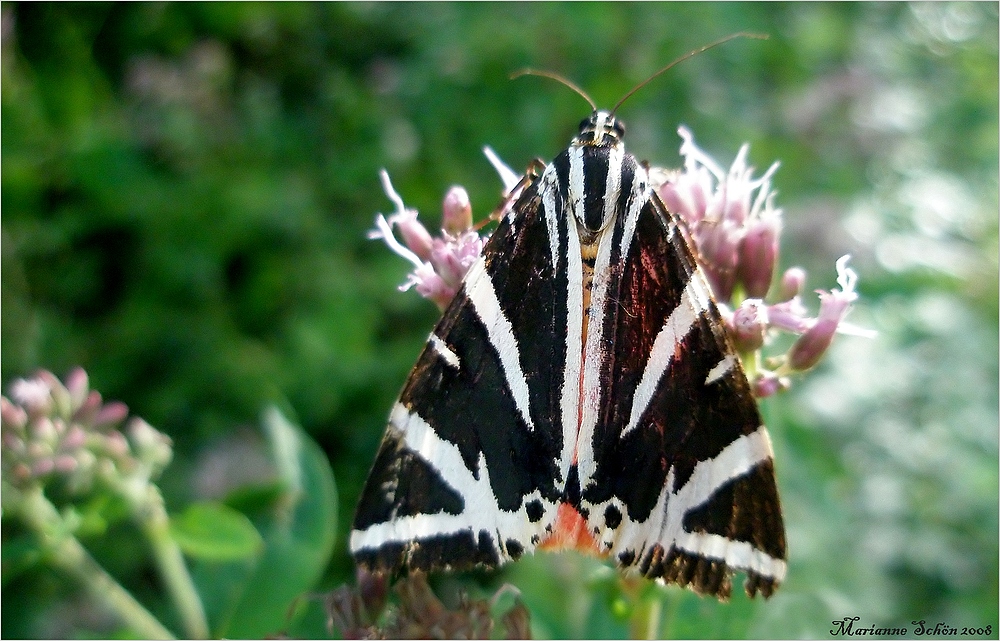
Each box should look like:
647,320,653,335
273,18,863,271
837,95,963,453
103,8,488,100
15,485,176,639
138,485,210,639
643,595,662,640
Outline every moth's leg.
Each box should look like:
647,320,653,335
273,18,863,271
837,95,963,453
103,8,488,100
481,158,548,227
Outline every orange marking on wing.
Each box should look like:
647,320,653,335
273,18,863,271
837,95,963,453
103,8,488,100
537,503,604,556
572,240,598,467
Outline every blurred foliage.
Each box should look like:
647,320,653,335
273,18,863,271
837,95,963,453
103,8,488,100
2,2,997,638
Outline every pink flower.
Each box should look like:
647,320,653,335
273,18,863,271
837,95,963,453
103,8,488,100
369,171,485,311
442,186,473,235
657,127,781,305
731,299,769,353
2,368,171,494
788,256,862,371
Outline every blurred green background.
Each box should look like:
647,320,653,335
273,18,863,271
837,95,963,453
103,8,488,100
2,2,997,638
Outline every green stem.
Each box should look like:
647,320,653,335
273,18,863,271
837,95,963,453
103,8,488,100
137,485,210,639
627,586,665,640
643,595,662,640
659,591,680,639
14,485,176,639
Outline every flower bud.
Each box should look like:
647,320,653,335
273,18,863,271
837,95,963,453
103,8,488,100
54,454,79,473
40,371,72,420
766,298,811,333
721,188,750,227
1,397,27,429
395,213,434,262
128,418,173,472
658,169,712,225
72,391,103,426
732,299,769,353
65,367,89,409
694,221,740,302
33,458,55,477
776,267,806,302
442,186,473,235
63,425,87,449
788,256,859,371
27,441,51,459
2,430,23,451
93,401,129,428
411,265,457,312
753,371,789,398
103,430,131,458
738,213,781,299
76,449,97,474
31,417,58,442
788,290,854,371
10,378,52,414
95,457,117,483
10,462,31,482
657,181,683,216
430,240,466,288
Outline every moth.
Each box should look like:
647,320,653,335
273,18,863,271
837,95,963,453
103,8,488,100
351,60,787,601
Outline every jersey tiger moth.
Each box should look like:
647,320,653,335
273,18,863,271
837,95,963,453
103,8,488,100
351,62,787,601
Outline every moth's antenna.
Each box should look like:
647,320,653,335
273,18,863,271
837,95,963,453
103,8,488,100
511,68,597,112
610,31,768,115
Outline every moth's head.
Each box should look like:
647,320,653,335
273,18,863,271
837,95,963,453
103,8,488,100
575,110,625,147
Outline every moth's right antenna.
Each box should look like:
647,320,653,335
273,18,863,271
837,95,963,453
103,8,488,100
611,31,768,115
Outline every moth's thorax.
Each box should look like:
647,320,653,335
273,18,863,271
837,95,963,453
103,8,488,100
564,135,648,237
563,112,647,367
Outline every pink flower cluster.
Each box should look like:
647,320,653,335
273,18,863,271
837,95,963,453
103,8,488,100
370,129,866,396
2,368,172,495
369,171,485,310
655,127,867,395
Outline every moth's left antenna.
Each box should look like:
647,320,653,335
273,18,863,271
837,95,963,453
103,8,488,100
511,68,597,112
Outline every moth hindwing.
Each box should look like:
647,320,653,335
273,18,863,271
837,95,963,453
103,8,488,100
351,110,787,600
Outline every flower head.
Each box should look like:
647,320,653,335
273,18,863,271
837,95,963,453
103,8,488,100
2,368,172,499
369,161,506,310
657,127,782,304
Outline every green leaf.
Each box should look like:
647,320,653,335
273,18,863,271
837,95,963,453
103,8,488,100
74,494,130,537
1,533,42,587
170,502,264,562
194,406,338,639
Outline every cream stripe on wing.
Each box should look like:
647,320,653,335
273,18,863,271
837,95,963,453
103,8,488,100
558,181,584,486
429,334,460,369
349,404,554,558
568,146,586,228
662,427,785,580
619,162,650,259
621,276,710,438
602,145,624,231
598,427,785,581
543,169,561,274
575,205,618,487
704,355,736,385
464,259,535,431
